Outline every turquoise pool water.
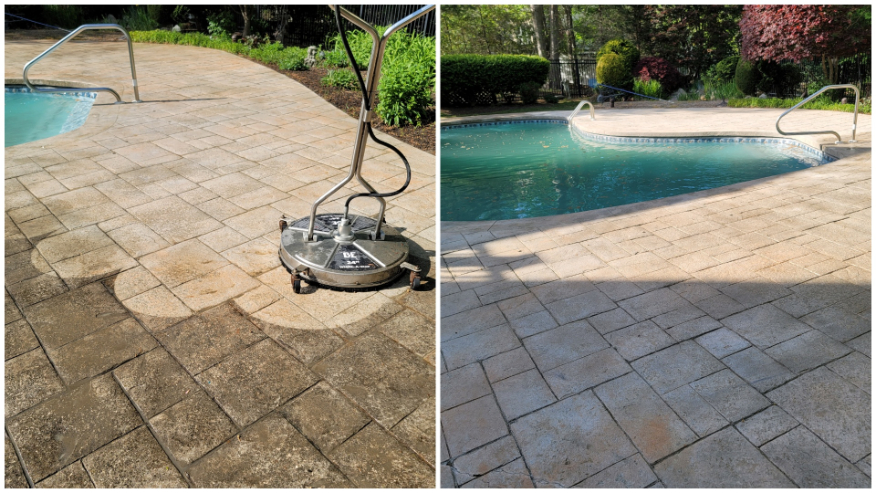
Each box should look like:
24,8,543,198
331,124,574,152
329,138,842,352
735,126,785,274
5,87,96,147
441,122,827,221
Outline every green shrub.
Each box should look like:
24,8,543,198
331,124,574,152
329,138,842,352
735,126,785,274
712,55,740,84
375,30,436,126
708,80,743,101
249,41,283,63
40,5,83,29
325,27,376,70
735,59,760,96
805,75,844,103
441,54,550,107
322,49,349,68
321,69,357,89
115,6,158,31
518,81,541,104
676,91,701,101
277,47,308,71
596,53,630,89
543,93,559,104
324,26,435,125
207,10,236,37
597,39,640,80
633,78,663,99
705,55,739,89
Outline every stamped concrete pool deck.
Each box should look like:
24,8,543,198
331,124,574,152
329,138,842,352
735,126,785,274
440,108,871,487
5,39,435,487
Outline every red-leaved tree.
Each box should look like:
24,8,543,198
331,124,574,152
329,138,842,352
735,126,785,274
634,57,684,93
740,5,871,83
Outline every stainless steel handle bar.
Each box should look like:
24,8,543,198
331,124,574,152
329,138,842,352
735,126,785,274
568,100,595,122
305,5,435,241
776,84,859,144
23,23,141,103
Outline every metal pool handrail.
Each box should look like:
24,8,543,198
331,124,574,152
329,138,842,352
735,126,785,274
23,24,141,103
776,84,859,144
568,100,595,122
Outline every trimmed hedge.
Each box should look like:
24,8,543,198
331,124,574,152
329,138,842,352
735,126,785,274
734,59,760,96
596,53,629,89
596,39,640,89
441,54,550,107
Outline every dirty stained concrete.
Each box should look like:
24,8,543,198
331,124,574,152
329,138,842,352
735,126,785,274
5,39,435,487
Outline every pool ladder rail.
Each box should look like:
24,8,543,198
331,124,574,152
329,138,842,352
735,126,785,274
568,100,595,123
776,84,859,144
23,24,141,104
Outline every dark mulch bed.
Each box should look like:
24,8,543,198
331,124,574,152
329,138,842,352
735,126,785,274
279,65,435,155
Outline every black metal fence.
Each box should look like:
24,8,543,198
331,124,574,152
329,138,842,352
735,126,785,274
248,5,434,49
545,56,598,98
346,5,435,37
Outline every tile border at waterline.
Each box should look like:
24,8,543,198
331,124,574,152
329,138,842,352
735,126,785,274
442,117,836,164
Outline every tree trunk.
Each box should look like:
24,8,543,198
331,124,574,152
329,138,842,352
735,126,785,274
564,6,578,93
240,5,251,37
549,5,560,60
563,6,576,56
531,5,547,58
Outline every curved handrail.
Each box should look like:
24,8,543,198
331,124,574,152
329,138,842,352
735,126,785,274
776,84,859,144
568,100,595,123
23,24,141,103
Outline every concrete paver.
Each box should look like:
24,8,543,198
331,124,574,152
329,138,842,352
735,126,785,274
81,426,188,488
441,108,870,487
5,38,434,487
510,391,637,487
760,427,870,488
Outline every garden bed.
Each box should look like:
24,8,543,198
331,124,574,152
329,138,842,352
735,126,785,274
277,64,435,154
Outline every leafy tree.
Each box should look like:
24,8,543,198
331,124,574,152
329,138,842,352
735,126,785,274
648,5,742,81
634,57,683,93
739,5,871,83
441,5,533,55
531,5,548,58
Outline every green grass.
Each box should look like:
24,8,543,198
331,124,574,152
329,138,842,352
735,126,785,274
728,97,871,114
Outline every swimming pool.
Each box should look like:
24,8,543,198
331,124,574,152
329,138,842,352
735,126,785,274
5,86,96,147
441,121,831,221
